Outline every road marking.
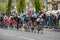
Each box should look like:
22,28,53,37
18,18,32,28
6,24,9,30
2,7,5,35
4,33,14,36
18,36,34,40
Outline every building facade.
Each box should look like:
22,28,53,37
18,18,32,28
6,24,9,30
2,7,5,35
47,0,60,11
43,0,47,11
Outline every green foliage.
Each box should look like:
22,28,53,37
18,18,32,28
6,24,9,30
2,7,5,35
7,0,12,13
0,1,7,13
31,0,43,12
17,0,26,13
1,3,7,13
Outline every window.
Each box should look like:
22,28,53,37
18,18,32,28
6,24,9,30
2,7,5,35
52,4,58,10
48,4,52,10
47,0,52,2
58,4,60,10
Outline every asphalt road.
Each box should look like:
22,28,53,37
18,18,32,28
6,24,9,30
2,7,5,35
0,28,60,40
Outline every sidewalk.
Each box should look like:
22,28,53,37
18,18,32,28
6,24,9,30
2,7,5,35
52,29,60,32
43,28,60,32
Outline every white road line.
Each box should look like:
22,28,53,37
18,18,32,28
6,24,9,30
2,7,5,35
18,36,34,40
3,33,14,36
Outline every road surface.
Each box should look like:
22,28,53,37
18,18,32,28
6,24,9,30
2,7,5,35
0,28,60,40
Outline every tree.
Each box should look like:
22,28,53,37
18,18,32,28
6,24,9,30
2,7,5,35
31,0,43,12
1,3,7,13
17,0,26,14
0,0,7,13
7,0,12,13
